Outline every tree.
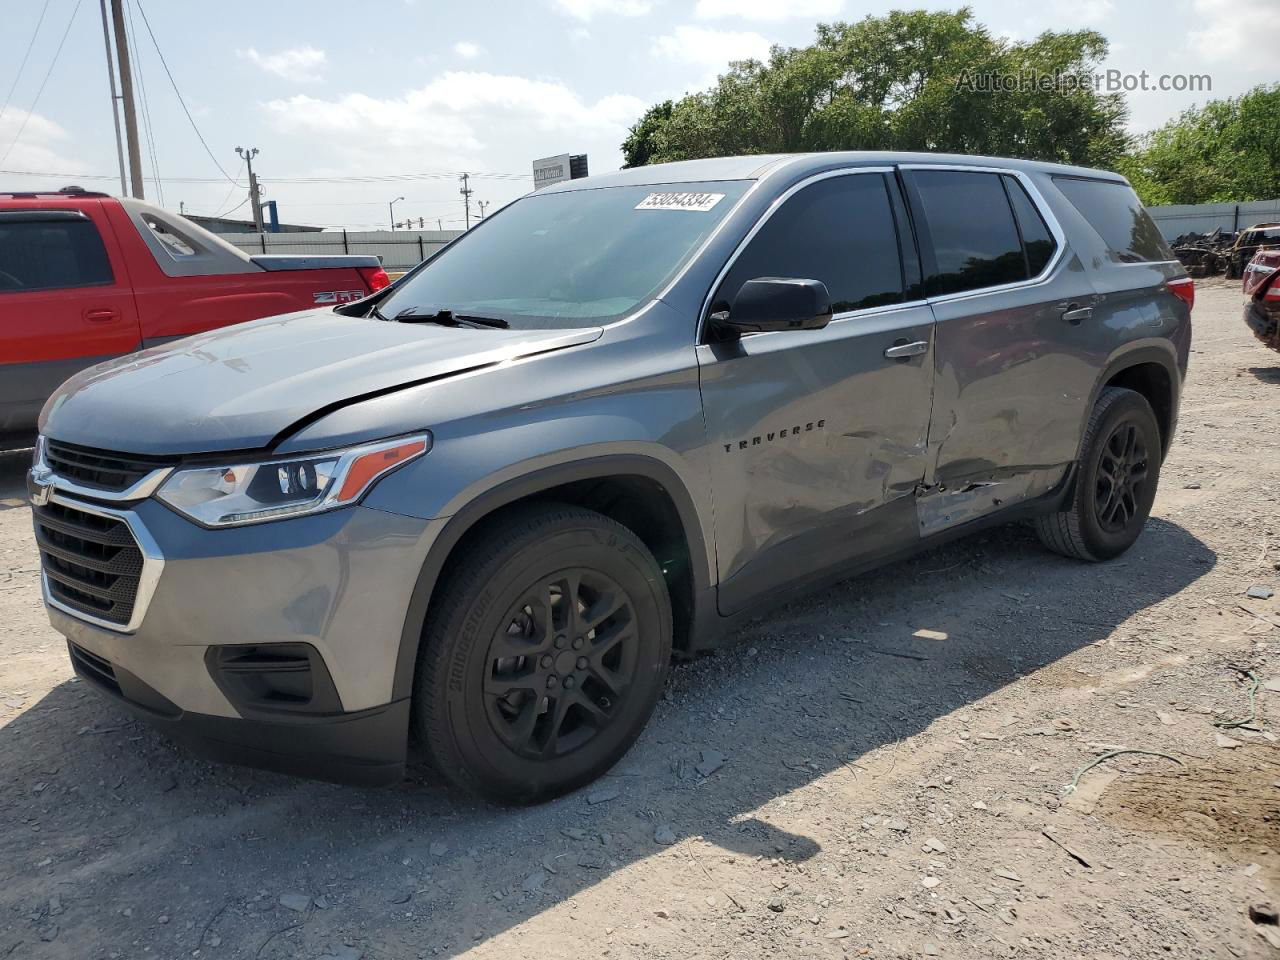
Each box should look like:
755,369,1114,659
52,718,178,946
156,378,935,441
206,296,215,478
1118,84,1280,205
621,8,1128,169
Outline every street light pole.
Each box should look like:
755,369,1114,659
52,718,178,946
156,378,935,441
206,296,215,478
389,196,405,231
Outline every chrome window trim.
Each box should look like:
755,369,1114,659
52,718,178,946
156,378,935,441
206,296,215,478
898,163,1068,306
32,436,174,503
695,166,912,342
38,490,165,635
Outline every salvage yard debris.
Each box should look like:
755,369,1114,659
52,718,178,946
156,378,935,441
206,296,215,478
1063,749,1184,795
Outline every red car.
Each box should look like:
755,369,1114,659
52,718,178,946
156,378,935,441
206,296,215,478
0,187,389,446
1243,248,1280,352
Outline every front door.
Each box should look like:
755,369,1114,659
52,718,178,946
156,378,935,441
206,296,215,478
696,170,936,615
0,207,141,439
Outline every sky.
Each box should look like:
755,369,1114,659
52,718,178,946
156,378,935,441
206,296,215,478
0,0,1274,231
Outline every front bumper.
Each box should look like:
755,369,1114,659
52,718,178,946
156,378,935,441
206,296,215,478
67,640,409,785
39,490,441,784
1245,299,1279,348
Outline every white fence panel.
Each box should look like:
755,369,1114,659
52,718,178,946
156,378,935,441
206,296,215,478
221,229,465,271
1147,199,1280,240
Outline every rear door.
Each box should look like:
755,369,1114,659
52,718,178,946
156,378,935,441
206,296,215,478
0,207,141,438
696,169,935,614
901,166,1097,532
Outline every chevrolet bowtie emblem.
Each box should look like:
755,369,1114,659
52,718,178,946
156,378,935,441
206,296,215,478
28,469,53,506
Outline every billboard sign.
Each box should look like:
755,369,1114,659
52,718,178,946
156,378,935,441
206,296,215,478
532,154,571,190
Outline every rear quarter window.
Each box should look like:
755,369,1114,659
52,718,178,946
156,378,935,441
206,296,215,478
1053,177,1173,264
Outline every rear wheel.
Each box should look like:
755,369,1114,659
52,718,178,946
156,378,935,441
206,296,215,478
1035,386,1162,562
413,504,671,803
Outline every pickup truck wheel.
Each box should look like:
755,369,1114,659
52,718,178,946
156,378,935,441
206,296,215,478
413,504,672,803
1035,386,1162,562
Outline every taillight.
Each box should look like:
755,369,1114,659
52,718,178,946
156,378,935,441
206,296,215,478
1265,284,1280,302
358,266,391,293
1166,276,1194,311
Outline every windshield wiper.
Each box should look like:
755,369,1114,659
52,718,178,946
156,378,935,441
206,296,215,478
393,307,509,329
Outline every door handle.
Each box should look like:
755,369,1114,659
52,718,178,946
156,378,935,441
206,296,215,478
1061,304,1093,325
84,307,120,323
884,339,928,360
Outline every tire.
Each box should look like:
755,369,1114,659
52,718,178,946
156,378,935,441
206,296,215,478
1035,386,1162,562
412,503,672,803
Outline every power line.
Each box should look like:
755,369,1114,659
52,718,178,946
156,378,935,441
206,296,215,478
131,0,239,185
207,158,245,216
0,0,53,125
0,0,84,167
0,166,529,184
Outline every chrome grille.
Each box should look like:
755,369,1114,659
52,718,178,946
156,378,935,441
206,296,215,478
44,440,172,494
35,500,143,627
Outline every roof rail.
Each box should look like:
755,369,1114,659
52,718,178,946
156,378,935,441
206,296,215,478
0,185,112,199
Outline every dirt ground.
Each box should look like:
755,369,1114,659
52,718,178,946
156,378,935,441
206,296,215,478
2,280,1278,960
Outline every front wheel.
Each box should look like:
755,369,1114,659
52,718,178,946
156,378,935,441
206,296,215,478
412,504,672,803
1035,386,1162,562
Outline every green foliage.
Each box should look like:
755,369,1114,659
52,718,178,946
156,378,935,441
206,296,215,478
620,8,1129,169
1122,84,1280,205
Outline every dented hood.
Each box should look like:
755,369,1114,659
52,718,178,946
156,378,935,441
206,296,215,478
40,309,602,455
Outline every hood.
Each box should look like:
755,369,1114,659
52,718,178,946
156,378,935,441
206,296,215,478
41,309,602,455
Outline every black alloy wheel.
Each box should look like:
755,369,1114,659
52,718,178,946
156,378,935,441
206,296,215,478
485,568,638,759
1093,419,1150,534
413,503,671,803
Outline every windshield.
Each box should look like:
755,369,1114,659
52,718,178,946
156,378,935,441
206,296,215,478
379,180,752,329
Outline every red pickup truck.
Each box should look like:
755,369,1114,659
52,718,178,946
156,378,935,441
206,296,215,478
1,187,389,446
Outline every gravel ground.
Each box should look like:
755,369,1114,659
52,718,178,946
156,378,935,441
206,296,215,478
1,279,1278,960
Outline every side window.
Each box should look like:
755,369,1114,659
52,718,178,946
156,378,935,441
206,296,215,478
139,211,202,259
714,173,904,315
0,216,113,293
910,170,1026,296
1003,176,1057,276
1052,176,1172,264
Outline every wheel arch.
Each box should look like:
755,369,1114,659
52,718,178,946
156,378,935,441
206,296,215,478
1087,344,1181,459
391,455,712,701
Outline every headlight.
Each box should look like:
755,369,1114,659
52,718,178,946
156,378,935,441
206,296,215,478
155,433,430,527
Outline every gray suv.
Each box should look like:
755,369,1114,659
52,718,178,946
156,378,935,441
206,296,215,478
30,153,1192,803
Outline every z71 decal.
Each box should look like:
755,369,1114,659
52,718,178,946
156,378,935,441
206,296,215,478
314,289,366,304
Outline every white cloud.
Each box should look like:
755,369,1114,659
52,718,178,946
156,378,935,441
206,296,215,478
0,108,81,173
1075,0,1114,23
239,45,328,83
694,0,841,21
653,25,771,75
552,0,652,21
1188,0,1280,59
263,72,645,167
454,41,481,59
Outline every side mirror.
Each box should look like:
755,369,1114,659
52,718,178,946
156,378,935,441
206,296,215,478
711,277,833,336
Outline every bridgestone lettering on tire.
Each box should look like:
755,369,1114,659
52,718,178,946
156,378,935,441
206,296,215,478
412,503,672,804
1035,386,1162,562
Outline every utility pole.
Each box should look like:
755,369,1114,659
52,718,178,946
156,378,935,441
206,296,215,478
459,173,473,230
236,146,264,231
109,0,144,198
98,0,127,196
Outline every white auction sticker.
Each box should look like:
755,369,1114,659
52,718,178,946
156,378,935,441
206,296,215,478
635,192,725,212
